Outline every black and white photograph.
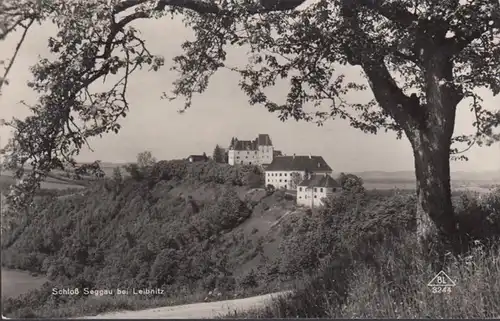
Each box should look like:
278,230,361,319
1,0,499,318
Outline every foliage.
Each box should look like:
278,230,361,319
74,161,105,179
0,173,259,316
122,151,157,180
147,159,263,187
111,167,123,183
289,172,302,189
136,151,156,171
2,163,499,318
1,160,291,317
123,163,144,181
212,145,226,163
278,190,417,276
452,187,500,241
1,0,498,233
229,188,500,318
265,184,276,195
337,172,365,194
245,166,265,188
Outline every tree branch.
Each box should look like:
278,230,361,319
373,1,417,28
362,60,420,129
341,13,421,129
0,17,35,94
113,0,306,15
451,0,500,53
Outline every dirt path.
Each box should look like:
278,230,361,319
81,291,290,319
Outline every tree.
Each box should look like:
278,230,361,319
266,184,276,196
1,0,499,242
213,145,225,163
245,166,264,188
137,151,156,171
124,163,144,181
112,167,123,186
337,173,365,194
290,172,303,189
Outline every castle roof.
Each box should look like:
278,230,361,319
232,134,273,150
265,155,332,172
298,174,340,188
233,140,257,150
187,155,208,162
257,134,272,146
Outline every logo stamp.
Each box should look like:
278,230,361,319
427,270,456,294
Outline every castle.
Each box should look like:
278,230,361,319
227,134,275,166
227,133,340,208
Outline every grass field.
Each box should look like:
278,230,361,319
1,269,48,299
0,172,86,191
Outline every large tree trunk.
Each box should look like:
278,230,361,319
410,130,457,242
358,39,464,243
406,54,463,243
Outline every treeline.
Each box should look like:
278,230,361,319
121,159,264,187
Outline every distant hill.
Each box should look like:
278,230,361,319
354,170,500,182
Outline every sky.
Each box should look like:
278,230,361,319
1,14,499,173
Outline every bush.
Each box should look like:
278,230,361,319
265,184,275,195
454,187,500,241
337,173,365,194
124,163,145,181
231,188,500,319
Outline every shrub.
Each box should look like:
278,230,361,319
231,188,500,319
265,184,275,195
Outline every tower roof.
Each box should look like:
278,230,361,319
257,134,272,146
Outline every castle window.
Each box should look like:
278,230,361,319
280,173,282,176
284,173,287,176
299,187,302,191
314,188,317,192
280,179,282,182
320,188,323,192
314,195,317,198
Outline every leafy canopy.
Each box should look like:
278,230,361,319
1,0,499,210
